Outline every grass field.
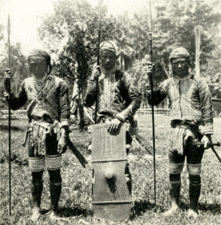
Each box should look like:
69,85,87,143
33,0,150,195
0,115,220,225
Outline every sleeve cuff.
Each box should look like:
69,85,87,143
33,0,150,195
204,123,214,135
115,113,125,122
60,120,69,127
4,91,13,97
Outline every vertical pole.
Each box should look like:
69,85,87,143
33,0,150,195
95,0,102,124
195,25,201,78
7,14,12,216
148,0,156,205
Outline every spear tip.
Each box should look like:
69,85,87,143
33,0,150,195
7,14,11,35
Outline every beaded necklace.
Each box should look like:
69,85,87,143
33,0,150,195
34,75,49,103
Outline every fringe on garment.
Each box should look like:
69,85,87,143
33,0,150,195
173,125,186,155
170,119,204,155
23,120,62,156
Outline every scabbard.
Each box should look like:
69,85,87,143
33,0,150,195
211,146,221,163
67,139,87,168
22,128,29,147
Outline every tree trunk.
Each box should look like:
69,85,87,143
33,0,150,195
161,58,170,78
195,25,201,78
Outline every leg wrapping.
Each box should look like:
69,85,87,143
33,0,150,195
169,163,184,174
29,157,45,172
46,154,62,171
187,164,201,176
169,174,181,206
48,169,62,211
189,175,201,211
31,171,44,208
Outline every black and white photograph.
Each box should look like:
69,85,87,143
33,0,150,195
0,0,220,224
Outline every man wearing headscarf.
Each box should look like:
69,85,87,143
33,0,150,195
146,47,213,218
4,50,70,221
84,40,141,193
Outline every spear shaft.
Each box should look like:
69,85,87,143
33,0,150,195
148,0,156,205
7,14,12,215
95,0,102,124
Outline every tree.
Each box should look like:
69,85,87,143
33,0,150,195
38,0,221,112
39,0,120,128
151,0,221,77
0,35,30,109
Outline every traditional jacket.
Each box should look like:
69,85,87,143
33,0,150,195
84,69,140,123
7,75,70,126
148,74,213,135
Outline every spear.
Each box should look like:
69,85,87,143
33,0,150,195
95,0,102,124
148,0,156,205
7,14,12,215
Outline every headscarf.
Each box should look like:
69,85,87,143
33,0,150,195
27,49,52,75
169,47,191,79
100,41,120,58
169,47,190,62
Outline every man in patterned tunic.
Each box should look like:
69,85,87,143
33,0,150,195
84,41,140,193
146,47,213,218
4,50,70,221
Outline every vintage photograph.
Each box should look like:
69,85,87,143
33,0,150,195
0,0,220,224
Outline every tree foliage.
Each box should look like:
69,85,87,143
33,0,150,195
0,38,30,109
38,0,221,98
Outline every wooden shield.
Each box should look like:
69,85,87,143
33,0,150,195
91,123,132,222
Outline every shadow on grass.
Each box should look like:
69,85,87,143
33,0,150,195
0,124,25,131
199,203,220,214
175,202,220,215
130,200,157,219
41,207,93,218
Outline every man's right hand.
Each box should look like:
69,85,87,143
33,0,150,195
91,65,101,80
146,61,154,74
4,68,12,94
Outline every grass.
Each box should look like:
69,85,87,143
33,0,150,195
0,115,220,225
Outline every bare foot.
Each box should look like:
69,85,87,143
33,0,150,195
30,209,41,222
187,209,198,219
163,206,179,217
48,211,59,220
48,211,68,221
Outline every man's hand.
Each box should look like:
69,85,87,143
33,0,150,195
201,135,211,149
4,68,12,94
91,65,101,80
57,126,69,153
142,61,154,74
107,118,122,135
57,136,68,153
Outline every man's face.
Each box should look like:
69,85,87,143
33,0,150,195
171,58,189,77
100,50,117,71
28,56,47,79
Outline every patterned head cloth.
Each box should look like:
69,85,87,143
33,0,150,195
27,49,52,74
169,47,190,62
27,49,51,65
100,41,120,58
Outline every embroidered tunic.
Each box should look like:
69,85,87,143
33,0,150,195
7,75,70,126
84,69,140,123
148,74,213,134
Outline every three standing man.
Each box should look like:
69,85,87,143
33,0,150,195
4,45,214,220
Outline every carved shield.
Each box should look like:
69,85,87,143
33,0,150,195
91,123,132,222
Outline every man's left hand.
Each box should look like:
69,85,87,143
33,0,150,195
201,135,211,149
107,118,122,135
